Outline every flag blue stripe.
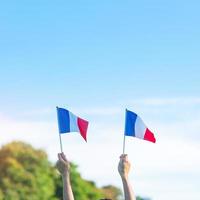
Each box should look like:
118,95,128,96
57,107,70,134
124,109,137,136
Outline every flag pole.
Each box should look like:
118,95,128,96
123,134,126,155
59,133,63,153
57,106,63,153
123,109,127,155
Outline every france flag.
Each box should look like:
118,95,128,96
125,109,156,143
56,107,89,142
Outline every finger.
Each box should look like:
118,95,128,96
119,154,123,159
120,154,128,161
58,153,65,163
123,154,128,161
120,154,127,158
61,153,68,162
58,153,61,159
61,152,66,158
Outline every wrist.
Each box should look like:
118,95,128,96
61,170,70,178
121,175,129,181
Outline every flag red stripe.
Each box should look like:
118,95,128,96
77,117,89,142
144,128,156,143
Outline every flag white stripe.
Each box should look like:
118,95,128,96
69,111,80,133
135,116,146,139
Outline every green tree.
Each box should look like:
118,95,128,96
101,185,122,200
0,141,58,200
0,141,104,200
55,162,103,200
0,141,149,200
136,197,151,200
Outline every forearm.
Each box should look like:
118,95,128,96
62,173,74,200
121,177,136,200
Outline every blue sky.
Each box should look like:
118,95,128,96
0,1,200,199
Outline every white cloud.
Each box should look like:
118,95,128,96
0,97,200,200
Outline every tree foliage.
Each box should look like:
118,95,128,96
55,162,103,200
0,141,58,200
101,185,122,200
0,141,149,200
136,197,151,200
0,142,104,200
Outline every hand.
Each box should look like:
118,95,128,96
118,154,131,180
56,152,70,176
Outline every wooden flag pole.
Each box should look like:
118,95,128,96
57,106,63,153
123,134,126,155
123,109,127,155
59,133,63,153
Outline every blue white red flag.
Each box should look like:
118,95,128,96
124,109,156,143
56,107,89,142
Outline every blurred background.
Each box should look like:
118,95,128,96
0,1,200,199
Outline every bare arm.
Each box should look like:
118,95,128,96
118,154,136,200
56,153,74,200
